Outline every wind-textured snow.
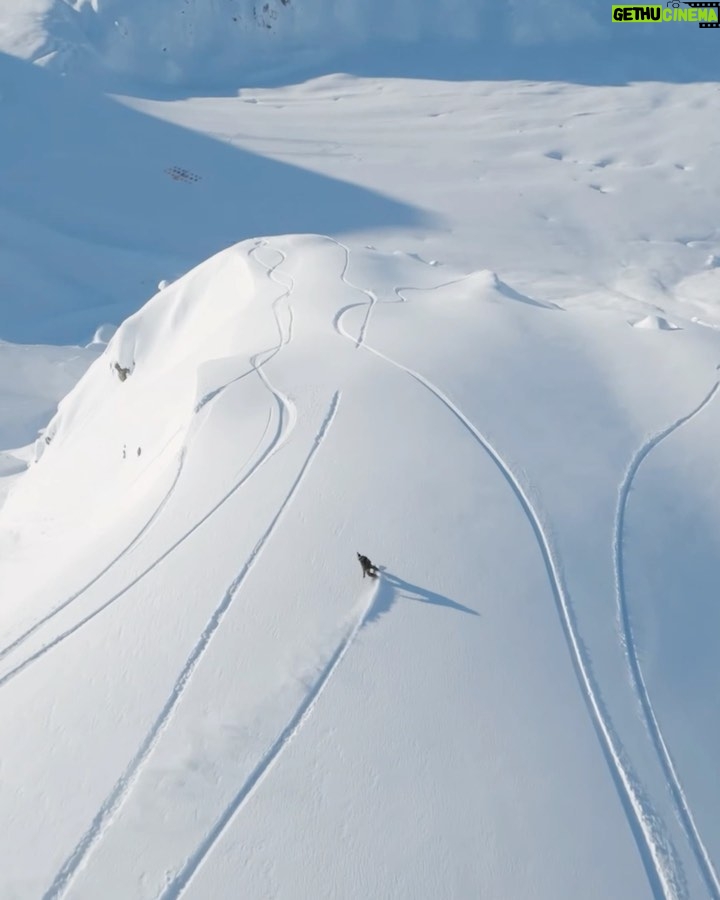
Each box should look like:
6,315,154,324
1,1,720,898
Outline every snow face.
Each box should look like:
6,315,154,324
1,6,720,899
0,338,99,516
633,315,681,331
2,232,720,899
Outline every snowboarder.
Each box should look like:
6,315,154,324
114,362,131,382
357,553,379,578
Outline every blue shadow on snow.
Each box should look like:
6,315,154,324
365,569,480,626
0,52,426,345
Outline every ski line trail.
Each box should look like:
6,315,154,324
322,236,376,347
249,242,297,433
195,241,293,411
332,247,682,900
144,244,411,898
159,572,385,900
43,390,341,900
325,235,476,349
147,245,376,898
357,331,680,900
330,274,470,345
0,243,296,691
0,401,277,691
615,378,720,900
0,440,186,666
391,278,474,305
0,242,278,666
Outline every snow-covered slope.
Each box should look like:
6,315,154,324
0,337,100,516
0,0,601,85
2,1,720,897
3,233,720,900
1,0,718,87
3,48,720,348
0,52,417,344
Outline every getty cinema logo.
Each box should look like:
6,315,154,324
612,1,720,25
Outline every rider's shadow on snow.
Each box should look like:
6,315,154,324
365,569,479,626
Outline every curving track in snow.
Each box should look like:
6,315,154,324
159,568,386,900
43,391,340,900
0,439,186,666
0,243,296,690
42,243,315,900
21,237,712,900
615,378,720,900
0,243,290,671
332,238,685,900
323,236,376,348
0,402,277,690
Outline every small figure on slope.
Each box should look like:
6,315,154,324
357,552,379,578
114,362,132,382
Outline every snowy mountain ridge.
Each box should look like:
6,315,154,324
1,0,611,85
4,0,718,87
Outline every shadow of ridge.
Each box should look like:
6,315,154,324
364,570,480,626
494,278,561,311
0,52,425,345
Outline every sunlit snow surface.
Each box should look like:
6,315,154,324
1,8,720,900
